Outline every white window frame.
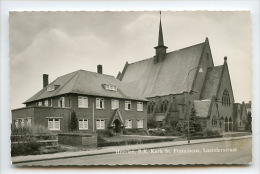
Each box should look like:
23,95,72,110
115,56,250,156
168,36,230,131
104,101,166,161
38,101,42,106
96,119,105,129
58,97,65,108
48,118,60,130
78,96,88,108
137,102,143,111
125,101,132,111
44,100,48,107
78,119,88,130
27,118,32,127
14,120,19,128
124,119,132,128
47,84,55,92
111,99,119,110
96,98,105,109
137,120,144,128
104,84,117,91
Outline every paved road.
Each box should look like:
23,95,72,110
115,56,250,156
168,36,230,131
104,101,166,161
18,138,251,166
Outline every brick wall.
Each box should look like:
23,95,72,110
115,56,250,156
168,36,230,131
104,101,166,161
58,133,97,148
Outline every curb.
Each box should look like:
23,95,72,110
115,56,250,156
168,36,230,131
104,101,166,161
12,135,252,165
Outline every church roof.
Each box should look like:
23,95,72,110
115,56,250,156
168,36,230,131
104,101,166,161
200,65,223,99
120,42,205,97
194,100,212,118
24,70,148,104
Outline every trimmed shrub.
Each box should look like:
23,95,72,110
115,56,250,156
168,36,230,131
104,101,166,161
147,128,166,136
202,128,221,137
123,128,147,135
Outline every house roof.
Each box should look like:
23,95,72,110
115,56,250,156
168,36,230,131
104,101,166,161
200,65,223,99
24,70,148,104
120,42,206,98
193,100,212,118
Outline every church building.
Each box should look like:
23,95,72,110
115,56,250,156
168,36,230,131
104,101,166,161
117,15,235,132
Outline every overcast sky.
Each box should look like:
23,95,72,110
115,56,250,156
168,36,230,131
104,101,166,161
10,11,251,109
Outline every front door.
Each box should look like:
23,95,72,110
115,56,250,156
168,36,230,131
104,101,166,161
113,119,121,133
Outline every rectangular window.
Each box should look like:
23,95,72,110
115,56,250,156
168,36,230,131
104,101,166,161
58,97,65,107
68,99,71,107
50,99,53,107
124,120,132,128
96,98,105,109
48,119,60,130
96,119,105,129
125,101,131,110
14,120,19,128
137,102,143,111
78,119,88,130
27,118,32,127
20,119,25,127
137,120,144,128
44,100,48,106
38,101,42,106
47,84,55,92
78,96,88,108
111,99,119,110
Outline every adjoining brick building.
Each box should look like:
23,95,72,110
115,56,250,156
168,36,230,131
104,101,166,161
12,68,148,133
117,16,235,132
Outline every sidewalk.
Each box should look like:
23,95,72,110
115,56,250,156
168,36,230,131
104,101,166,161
12,135,252,164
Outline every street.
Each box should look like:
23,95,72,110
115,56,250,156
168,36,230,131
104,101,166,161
17,137,251,166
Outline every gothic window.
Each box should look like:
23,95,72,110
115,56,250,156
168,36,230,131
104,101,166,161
222,89,230,107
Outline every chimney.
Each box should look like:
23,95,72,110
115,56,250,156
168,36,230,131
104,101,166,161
43,74,49,88
97,64,103,74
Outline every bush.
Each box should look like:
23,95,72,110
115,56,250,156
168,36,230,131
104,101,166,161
123,128,147,135
96,130,115,137
202,128,221,137
11,125,54,156
147,128,166,136
147,119,157,129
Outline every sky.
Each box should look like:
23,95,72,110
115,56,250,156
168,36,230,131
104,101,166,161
10,11,251,109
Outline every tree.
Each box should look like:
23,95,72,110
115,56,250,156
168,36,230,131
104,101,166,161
69,111,78,132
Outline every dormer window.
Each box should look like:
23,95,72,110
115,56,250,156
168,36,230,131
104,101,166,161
47,84,59,92
103,84,117,91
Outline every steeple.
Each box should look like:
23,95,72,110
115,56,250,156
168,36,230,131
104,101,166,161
154,11,168,64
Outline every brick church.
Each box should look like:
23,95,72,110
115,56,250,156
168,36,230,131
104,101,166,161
12,13,248,133
117,16,235,132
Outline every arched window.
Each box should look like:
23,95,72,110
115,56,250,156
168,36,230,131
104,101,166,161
222,89,230,106
212,116,217,127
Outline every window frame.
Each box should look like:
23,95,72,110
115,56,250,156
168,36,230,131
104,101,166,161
48,118,60,131
111,99,119,110
78,119,88,130
96,98,105,109
137,119,144,128
124,119,132,128
125,101,132,111
58,97,65,108
44,100,48,107
96,119,105,130
78,96,88,108
137,102,143,111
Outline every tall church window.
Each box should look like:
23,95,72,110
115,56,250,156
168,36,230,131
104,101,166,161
222,89,230,107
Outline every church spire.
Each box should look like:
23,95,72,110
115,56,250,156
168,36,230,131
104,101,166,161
158,11,164,46
154,11,168,64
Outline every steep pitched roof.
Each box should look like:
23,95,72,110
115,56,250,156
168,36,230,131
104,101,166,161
120,42,205,97
24,70,148,103
194,100,212,118
200,65,223,100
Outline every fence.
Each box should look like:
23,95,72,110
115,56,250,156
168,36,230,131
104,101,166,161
11,134,58,148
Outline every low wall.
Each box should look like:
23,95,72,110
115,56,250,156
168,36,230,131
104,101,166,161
58,133,97,148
